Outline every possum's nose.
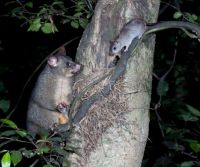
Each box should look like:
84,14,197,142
73,64,81,73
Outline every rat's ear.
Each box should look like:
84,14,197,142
48,56,58,67
110,39,115,44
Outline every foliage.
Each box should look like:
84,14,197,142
143,0,200,166
0,0,200,166
173,11,198,23
0,81,10,114
3,0,94,33
0,1,94,166
0,119,75,167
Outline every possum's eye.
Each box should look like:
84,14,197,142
113,46,117,51
66,62,72,67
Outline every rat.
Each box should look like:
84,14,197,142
110,18,146,55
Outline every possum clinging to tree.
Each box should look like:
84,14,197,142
26,49,81,135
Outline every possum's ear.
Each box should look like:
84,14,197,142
52,46,66,57
57,46,66,55
48,56,58,67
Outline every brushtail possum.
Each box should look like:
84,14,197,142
110,18,146,55
26,51,81,135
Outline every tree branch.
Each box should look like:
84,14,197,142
146,21,200,40
62,20,200,132
72,38,141,124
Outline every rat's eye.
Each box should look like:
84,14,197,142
123,46,127,51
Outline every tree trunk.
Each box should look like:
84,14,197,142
67,0,160,166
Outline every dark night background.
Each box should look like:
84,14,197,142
0,2,84,128
0,0,200,166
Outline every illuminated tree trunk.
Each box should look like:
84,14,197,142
68,0,160,166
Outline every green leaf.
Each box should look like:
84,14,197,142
73,12,83,18
86,13,92,19
51,24,58,33
163,141,185,151
75,3,85,11
48,159,60,167
64,15,74,20
165,127,172,134
28,18,41,32
0,130,17,137
52,1,64,6
71,20,79,29
36,146,50,155
0,100,10,113
0,82,5,92
25,2,33,8
41,147,50,154
61,19,70,24
21,149,35,158
180,161,194,167
189,142,200,153
75,7,83,12
11,151,22,166
41,23,58,34
185,13,197,23
184,139,198,143
39,7,47,15
41,23,52,34
77,1,85,6
178,113,199,122
16,130,27,137
1,152,11,167
79,18,88,29
157,80,169,96
0,119,17,128
173,12,182,19
49,136,63,142
175,76,185,85
11,7,22,17
63,158,72,167
43,164,53,167
191,14,198,21
186,104,200,117
52,147,66,156
0,150,7,154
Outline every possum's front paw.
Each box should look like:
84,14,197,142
50,123,59,131
58,113,68,124
51,120,70,132
56,102,69,115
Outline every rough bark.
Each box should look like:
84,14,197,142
67,0,160,166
